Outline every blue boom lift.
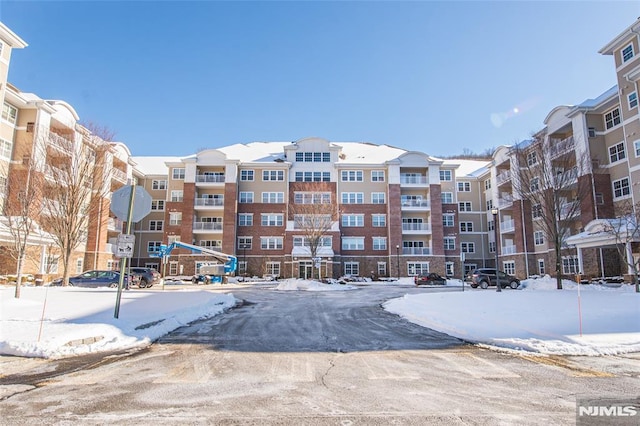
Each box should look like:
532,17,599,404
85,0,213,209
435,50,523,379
152,241,238,283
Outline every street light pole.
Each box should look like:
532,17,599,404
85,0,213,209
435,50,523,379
491,207,501,292
396,245,400,281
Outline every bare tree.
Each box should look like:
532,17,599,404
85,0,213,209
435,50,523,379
3,156,46,297
39,123,115,286
511,135,594,290
289,182,336,281
602,200,640,293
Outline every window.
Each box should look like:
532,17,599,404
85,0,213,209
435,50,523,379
263,170,284,181
459,201,472,212
169,212,182,226
588,127,596,138
488,220,494,231
530,177,540,192
595,193,604,205
503,261,515,275
342,192,364,204
44,255,59,274
629,92,638,110
149,220,163,231
443,214,454,227
613,177,631,198
172,168,185,179
371,192,385,204
457,182,471,192
534,231,544,245
152,180,167,190
372,214,386,227
2,103,17,124
151,200,165,211
344,262,359,276
445,262,454,277
461,242,475,253
372,237,387,250
261,237,283,249
342,214,364,227
238,237,252,251
170,190,183,202
489,241,496,253
460,222,473,232
342,237,364,250
261,214,283,226
294,192,331,204
441,192,453,204
0,138,12,159
167,235,181,244
484,179,491,190
609,142,626,163
408,262,429,275
238,213,253,226
538,259,545,275
239,192,254,203
486,199,494,210
200,240,222,249
371,170,385,182
240,170,254,181
562,256,579,275
294,171,331,182
377,262,387,277
266,262,281,277
635,140,640,157
443,237,455,250
341,170,363,182
262,192,284,203
527,151,537,166
439,170,452,181
296,152,330,162
622,43,634,62
148,241,162,253
532,204,543,218
605,108,621,129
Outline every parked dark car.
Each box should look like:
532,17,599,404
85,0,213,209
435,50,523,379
192,274,212,284
129,267,161,288
468,268,520,289
50,270,135,288
414,272,447,286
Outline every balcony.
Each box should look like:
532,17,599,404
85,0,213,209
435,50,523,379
402,247,431,255
112,168,127,183
196,174,225,186
193,222,223,233
49,132,73,155
496,170,511,186
498,195,513,209
194,197,224,209
401,199,430,210
549,136,575,159
401,222,432,234
555,167,578,185
501,245,517,255
559,201,580,220
500,219,515,233
400,175,429,185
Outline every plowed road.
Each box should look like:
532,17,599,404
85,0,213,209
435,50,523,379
1,284,638,425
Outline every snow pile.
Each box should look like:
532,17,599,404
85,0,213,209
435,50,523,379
275,278,357,291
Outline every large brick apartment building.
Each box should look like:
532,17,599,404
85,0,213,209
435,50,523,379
1,18,639,282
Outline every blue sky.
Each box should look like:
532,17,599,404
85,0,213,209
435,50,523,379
1,1,639,157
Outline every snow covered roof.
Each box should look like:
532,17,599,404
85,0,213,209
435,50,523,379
443,159,491,178
132,156,183,175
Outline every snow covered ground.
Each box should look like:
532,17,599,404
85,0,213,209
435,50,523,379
0,276,638,359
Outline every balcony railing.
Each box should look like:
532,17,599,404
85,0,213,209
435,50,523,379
193,222,223,231
400,175,429,185
496,170,511,186
112,168,127,183
498,195,513,208
401,200,430,208
500,219,515,233
559,201,580,219
194,197,224,207
501,245,517,255
49,132,73,154
196,174,225,183
402,223,431,232
549,136,575,158
402,247,431,255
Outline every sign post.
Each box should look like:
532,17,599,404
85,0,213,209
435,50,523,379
111,185,152,318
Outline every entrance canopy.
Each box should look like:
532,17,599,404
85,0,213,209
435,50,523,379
566,218,640,249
